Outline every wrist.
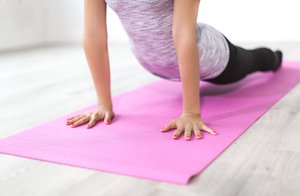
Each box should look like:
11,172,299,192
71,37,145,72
182,111,201,116
98,103,113,111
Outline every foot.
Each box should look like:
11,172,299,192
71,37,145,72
272,50,283,72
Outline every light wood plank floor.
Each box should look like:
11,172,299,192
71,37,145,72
1,41,300,196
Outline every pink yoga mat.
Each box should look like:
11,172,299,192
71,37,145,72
0,61,300,185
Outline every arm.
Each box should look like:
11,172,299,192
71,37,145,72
172,0,201,115
161,0,217,140
83,0,113,110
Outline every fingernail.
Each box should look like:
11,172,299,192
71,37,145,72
173,134,177,138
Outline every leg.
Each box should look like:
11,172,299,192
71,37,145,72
203,35,283,85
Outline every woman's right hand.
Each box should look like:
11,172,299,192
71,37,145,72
65,106,115,129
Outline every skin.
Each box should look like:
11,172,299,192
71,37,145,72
66,0,218,140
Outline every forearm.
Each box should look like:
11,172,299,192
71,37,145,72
174,35,200,115
83,37,113,110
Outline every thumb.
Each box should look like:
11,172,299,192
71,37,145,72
104,112,114,124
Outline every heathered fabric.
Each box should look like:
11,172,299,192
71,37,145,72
105,0,230,81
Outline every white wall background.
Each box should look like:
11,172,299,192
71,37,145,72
0,0,84,51
0,0,299,51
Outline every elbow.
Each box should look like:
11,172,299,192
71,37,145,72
83,34,108,48
172,27,197,48
83,29,108,44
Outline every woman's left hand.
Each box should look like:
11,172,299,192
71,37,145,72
160,112,217,140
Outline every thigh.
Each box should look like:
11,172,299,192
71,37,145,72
202,35,238,85
203,35,258,85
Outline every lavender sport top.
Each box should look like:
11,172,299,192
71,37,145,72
105,0,230,81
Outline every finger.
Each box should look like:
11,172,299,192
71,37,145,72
67,114,84,121
66,115,77,120
72,115,86,122
161,120,177,132
193,125,202,139
72,116,89,127
67,115,85,125
87,117,99,128
104,112,114,124
202,124,217,135
173,127,184,139
184,125,193,140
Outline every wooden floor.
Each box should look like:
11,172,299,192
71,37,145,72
1,41,300,196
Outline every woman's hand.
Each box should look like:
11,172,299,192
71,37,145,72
160,112,217,140
65,105,115,129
